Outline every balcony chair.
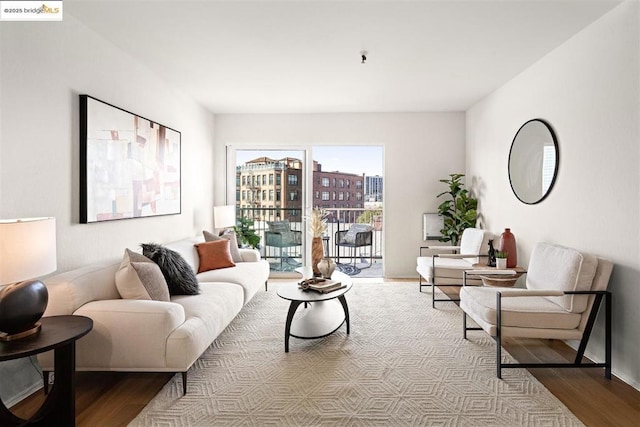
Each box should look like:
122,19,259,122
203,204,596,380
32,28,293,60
335,224,373,269
264,220,302,270
417,227,493,307
460,242,613,379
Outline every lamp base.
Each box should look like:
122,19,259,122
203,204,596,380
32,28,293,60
0,322,42,341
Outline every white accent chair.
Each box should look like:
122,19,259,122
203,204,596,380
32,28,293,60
460,242,613,379
417,227,493,307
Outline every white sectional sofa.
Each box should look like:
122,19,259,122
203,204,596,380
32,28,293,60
37,236,269,394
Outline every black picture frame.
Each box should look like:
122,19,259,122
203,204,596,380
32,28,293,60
80,95,181,223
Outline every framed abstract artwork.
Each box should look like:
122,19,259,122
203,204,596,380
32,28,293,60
80,95,181,223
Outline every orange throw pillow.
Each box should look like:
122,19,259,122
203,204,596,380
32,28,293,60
195,240,236,273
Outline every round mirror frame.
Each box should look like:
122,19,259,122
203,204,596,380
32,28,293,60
508,118,559,205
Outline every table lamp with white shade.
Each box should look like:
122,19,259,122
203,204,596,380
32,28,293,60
213,205,236,234
0,217,56,341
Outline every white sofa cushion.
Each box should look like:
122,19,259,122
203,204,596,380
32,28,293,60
166,282,244,369
196,261,269,304
527,243,598,313
460,286,582,330
164,237,202,272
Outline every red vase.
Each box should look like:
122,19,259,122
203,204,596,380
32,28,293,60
498,228,517,268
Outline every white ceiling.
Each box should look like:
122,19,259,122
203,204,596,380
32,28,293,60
67,1,622,114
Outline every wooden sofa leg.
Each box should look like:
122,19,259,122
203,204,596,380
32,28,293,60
43,371,50,395
181,372,187,395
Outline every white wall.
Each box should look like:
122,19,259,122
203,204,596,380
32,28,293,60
0,14,215,404
466,1,639,388
214,113,465,278
0,14,215,272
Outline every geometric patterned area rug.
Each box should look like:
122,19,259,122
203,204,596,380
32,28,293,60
130,282,583,426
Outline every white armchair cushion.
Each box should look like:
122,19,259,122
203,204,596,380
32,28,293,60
526,243,598,313
460,286,582,331
417,256,474,281
458,228,492,264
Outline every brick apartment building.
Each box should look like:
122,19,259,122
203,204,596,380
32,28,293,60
236,157,365,222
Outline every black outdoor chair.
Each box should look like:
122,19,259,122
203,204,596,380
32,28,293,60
335,224,373,269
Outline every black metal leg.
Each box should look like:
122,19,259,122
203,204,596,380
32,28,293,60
496,292,502,379
463,313,467,339
43,371,50,395
432,282,436,308
338,295,350,335
605,292,612,379
181,372,187,395
265,281,268,292
284,300,303,352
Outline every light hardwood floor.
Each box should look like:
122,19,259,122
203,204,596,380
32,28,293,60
10,284,640,426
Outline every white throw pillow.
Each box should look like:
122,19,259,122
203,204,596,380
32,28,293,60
115,249,170,301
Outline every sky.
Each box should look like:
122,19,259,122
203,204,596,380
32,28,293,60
235,146,383,177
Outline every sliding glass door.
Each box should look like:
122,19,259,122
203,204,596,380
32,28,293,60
228,145,383,278
233,149,306,273
311,146,383,278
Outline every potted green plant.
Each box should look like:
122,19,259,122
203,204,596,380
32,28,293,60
495,251,508,270
437,173,478,245
233,216,261,249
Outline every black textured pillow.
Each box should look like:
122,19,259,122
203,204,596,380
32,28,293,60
141,243,199,295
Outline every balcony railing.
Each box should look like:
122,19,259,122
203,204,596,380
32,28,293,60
237,207,383,274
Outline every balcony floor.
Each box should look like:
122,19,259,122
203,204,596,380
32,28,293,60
268,257,383,278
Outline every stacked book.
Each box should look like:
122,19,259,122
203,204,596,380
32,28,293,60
298,278,346,293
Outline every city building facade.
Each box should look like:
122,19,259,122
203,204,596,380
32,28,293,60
365,175,383,202
236,157,366,222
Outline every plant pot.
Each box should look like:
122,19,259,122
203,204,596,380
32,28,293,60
496,258,507,270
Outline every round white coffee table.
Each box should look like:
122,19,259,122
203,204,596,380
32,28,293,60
277,271,352,352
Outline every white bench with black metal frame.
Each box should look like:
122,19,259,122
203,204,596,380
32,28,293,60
460,242,613,379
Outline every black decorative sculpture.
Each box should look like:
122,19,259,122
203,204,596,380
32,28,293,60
487,239,497,267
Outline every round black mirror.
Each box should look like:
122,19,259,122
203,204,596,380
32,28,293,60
508,119,559,204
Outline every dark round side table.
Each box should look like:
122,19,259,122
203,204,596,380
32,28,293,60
0,315,93,426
